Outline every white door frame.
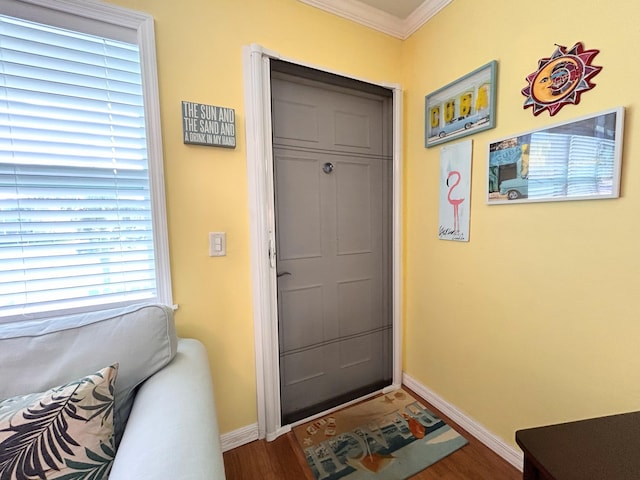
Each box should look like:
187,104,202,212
243,44,403,441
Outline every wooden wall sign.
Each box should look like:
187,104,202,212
522,43,602,116
182,101,236,148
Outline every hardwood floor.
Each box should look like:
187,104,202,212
223,387,522,480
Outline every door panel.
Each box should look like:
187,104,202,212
336,161,374,254
274,156,322,260
279,284,324,352
272,74,392,424
272,80,383,155
273,99,320,144
334,111,371,148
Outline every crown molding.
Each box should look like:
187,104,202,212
298,0,452,40
403,0,452,38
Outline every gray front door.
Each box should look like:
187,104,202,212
271,68,393,424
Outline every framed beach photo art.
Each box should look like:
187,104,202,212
487,107,624,204
425,60,497,148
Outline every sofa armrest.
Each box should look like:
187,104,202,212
109,338,226,479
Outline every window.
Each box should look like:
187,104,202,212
0,0,172,321
528,132,616,198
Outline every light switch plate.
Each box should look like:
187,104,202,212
209,232,226,257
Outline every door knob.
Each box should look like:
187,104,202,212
277,271,291,278
323,162,334,174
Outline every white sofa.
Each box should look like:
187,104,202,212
0,303,226,479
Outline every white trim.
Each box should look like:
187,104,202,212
2,0,144,42
243,44,403,442
403,0,453,38
297,0,452,40
403,373,524,471
299,0,405,38
13,0,150,27
242,44,277,441
391,87,403,386
138,15,173,307
220,423,260,452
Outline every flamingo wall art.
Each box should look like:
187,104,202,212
438,140,472,241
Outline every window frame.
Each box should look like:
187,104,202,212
0,0,173,321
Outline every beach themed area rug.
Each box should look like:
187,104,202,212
293,388,468,480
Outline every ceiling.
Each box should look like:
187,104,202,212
298,0,452,39
356,0,428,19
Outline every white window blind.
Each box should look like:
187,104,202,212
528,132,615,199
0,4,171,320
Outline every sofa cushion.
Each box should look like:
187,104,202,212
0,364,118,480
0,303,177,446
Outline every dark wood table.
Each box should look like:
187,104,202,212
515,411,640,480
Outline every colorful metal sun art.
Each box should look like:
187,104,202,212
522,43,602,116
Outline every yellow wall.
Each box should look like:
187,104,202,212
104,0,640,450
105,0,402,435
403,0,640,446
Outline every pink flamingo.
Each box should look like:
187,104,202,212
447,170,465,233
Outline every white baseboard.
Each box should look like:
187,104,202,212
403,373,523,471
222,376,524,472
220,423,259,452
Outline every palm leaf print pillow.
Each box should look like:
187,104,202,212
0,364,118,480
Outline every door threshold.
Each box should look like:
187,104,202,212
285,380,392,428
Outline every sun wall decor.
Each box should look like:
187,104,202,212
522,42,602,116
